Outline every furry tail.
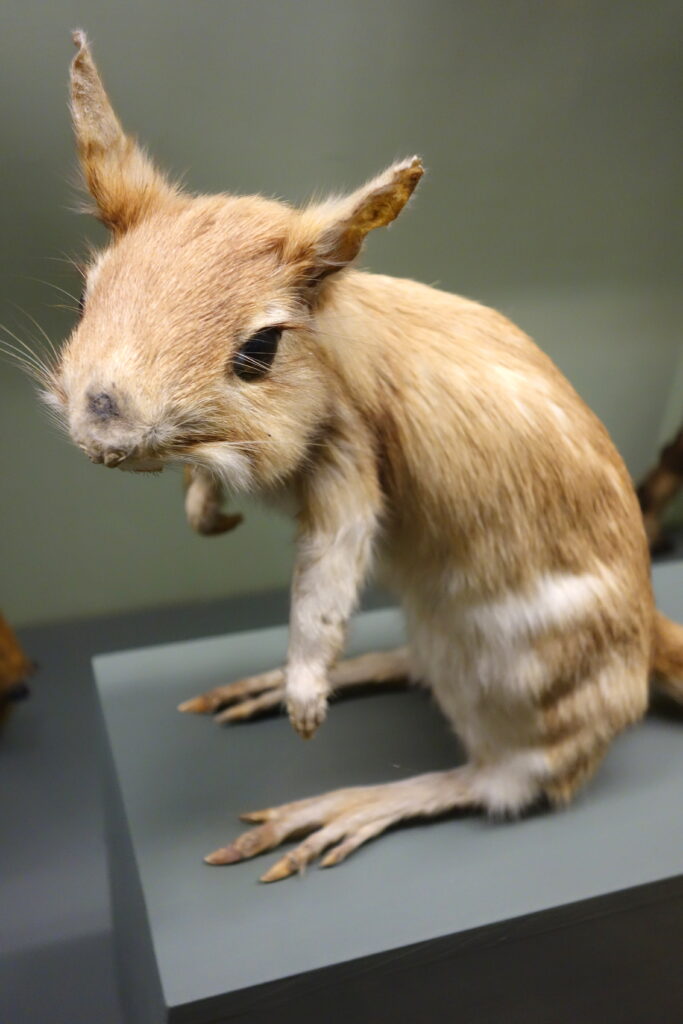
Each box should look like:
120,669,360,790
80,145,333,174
652,611,683,702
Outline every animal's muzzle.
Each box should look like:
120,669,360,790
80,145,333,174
88,391,120,419
85,446,130,467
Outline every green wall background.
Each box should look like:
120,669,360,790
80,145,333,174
1,0,681,627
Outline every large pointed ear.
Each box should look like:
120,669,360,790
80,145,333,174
291,157,424,289
69,30,181,233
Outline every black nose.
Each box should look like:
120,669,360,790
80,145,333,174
88,391,119,419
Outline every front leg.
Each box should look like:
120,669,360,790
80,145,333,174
285,514,380,737
285,436,382,739
183,465,242,536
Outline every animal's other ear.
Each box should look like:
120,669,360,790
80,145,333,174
292,157,424,289
69,30,181,233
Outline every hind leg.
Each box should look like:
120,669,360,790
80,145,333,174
205,767,478,880
203,596,651,881
204,742,568,882
178,647,410,722
203,668,636,884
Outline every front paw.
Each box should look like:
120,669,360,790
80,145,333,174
285,672,328,739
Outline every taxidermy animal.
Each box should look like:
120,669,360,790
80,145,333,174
637,424,683,554
42,32,683,883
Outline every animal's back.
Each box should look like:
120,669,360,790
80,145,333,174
319,271,655,812
321,270,650,593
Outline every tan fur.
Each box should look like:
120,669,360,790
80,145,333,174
69,30,182,232
43,33,683,878
652,611,683,701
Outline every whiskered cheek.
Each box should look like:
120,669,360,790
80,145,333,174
40,387,67,415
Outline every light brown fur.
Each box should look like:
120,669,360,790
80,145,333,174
43,32,683,881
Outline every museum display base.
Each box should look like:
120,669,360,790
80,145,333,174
94,569,683,1024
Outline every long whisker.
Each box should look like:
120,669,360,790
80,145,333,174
0,323,53,373
0,325,55,387
0,351,49,384
23,276,82,305
10,304,60,367
48,303,81,314
41,250,87,276
0,333,49,374
35,396,69,435
0,343,50,384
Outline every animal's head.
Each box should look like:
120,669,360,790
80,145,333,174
45,31,423,492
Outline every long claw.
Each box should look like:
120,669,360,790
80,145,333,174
320,817,393,868
180,668,285,717
319,844,350,868
260,854,299,883
177,695,213,713
204,845,245,865
204,777,440,881
239,808,274,823
260,823,347,880
205,821,284,865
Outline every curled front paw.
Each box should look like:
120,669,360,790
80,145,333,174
285,682,328,739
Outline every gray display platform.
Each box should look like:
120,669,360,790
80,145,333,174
94,565,683,1024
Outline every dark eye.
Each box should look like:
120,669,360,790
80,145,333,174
233,326,282,381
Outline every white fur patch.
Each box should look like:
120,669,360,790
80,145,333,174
405,569,615,777
243,302,295,338
192,443,254,493
291,516,376,657
549,401,571,430
287,513,377,695
468,749,551,813
467,572,608,640
39,389,65,412
84,251,110,299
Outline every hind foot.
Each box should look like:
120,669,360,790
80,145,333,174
205,767,473,882
178,647,410,723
